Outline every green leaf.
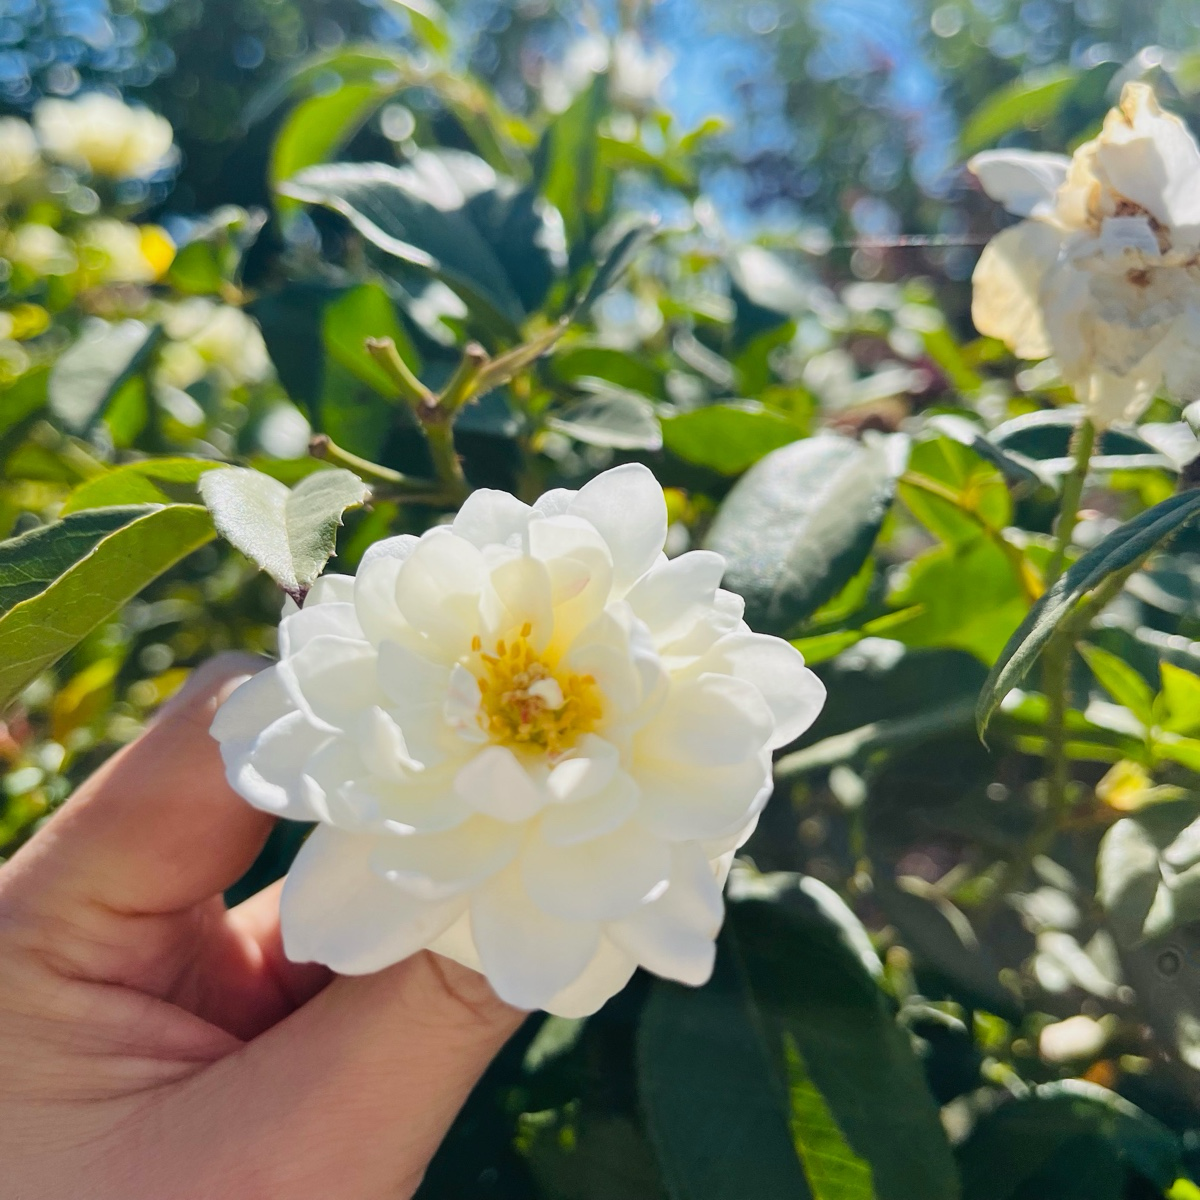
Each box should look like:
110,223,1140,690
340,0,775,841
900,435,1012,545
48,319,162,433
662,404,802,476
537,74,612,251
547,383,662,451
378,0,451,55
0,364,48,441
976,489,1200,737
704,434,908,636
639,877,957,1200
1097,799,1200,945
0,505,215,712
956,1081,1180,1200
1078,642,1155,728
573,217,657,317
552,344,666,399
1158,662,1200,736
61,458,225,515
281,151,564,334
960,67,1078,154
783,1036,877,1200
270,82,391,202
990,408,1166,469
198,466,369,600
322,282,420,399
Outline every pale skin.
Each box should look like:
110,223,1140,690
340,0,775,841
0,655,525,1199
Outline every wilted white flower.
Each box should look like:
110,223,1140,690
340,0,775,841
212,465,825,1014
158,298,271,389
34,93,174,180
971,82,1200,427
0,118,39,187
7,224,75,276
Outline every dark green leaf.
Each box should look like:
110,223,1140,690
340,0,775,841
48,319,162,433
705,434,908,635
976,489,1200,737
0,505,215,711
198,466,369,598
573,217,657,317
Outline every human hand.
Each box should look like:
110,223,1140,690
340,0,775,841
0,655,524,1200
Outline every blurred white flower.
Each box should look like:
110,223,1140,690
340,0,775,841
158,298,271,389
77,219,155,283
971,82,1200,427
0,118,39,187
610,32,673,110
7,224,75,276
1038,1014,1110,1063
34,93,174,180
212,464,825,1014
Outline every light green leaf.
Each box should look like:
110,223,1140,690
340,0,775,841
1158,662,1200,736
1079,642,1156,728
0,505,215,712
378,0,452,54
960,67,1078,154
784,1035,877,1200
61,458,225,515
704,434,908,636
662,404,802,476
270,82,392,202
48,319,162,433
977,489,1200,737
198,466,369,599
322,282,421,398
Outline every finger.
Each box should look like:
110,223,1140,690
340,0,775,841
2,654,274,918
179,881,332,1039
164,954,525,1197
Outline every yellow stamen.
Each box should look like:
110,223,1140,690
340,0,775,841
469,627,602,756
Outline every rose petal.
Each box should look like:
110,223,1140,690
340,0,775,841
281,826,466,974
522,818,671,921
635,755,771,842
394,529,485,656
546,734,620,804
455,744,547,822
452,488,534,549
606,843,724,986
968,148,1070,218
469,866,600,1010
539,771,640,846
544,937,638,1018
369,815,522,901
567,463,667,595
971,221,1062,360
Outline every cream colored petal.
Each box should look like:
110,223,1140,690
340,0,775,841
969,148,1070,218
544,937,638,1018
971,221,1062,359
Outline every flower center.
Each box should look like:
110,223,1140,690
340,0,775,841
471,624,602,756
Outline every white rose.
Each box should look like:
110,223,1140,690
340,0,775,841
970,82,1200,427
161,298,271,388
212,465,825,1014
7,224,75,276
77,219,159,283
0,117,39,187
34,93,173,180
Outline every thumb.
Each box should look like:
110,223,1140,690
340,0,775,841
162,952,524,1198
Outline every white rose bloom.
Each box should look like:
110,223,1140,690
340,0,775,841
160,298,271,388
34,93,173,180
78,219,157,283
212,465,825,1014
0,117,39,187
970,82,1200,427
8,224,76,276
